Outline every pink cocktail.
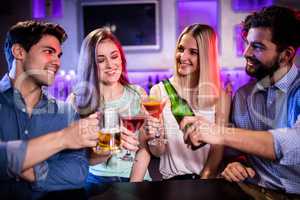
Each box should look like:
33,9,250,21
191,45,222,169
121,116,145,132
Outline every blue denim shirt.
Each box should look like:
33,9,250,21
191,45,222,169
231,65,300,194
0,74,88,198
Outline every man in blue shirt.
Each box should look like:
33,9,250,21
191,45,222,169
0,20,100,199
180,6,300,199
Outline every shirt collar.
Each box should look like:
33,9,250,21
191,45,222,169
0,74,13,92
0,73,56,109
256,64,298,93
274,64,298,93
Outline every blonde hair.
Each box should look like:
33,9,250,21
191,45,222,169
175,24,220,108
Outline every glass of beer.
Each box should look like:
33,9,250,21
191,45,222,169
93,108,121,154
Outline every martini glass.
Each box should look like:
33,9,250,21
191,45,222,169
119,111,145,161
142,96,167,146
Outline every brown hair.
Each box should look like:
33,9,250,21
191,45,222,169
74,28,129,116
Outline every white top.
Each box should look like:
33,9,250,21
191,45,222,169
157,80,215,179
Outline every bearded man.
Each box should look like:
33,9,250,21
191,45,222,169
181,5,300,199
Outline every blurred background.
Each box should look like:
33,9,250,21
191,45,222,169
1,0,299,99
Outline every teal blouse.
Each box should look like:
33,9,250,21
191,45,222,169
89,85,151,180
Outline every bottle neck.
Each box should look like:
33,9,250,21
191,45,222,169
162,79,179,102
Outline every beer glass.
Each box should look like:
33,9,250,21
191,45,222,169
93,108,121,154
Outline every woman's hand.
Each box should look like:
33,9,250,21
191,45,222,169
120,126,139,152
143,115,164,141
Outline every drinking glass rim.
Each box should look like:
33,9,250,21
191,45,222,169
99,127,120,134
120,114,145,119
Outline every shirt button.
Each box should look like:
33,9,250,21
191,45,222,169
22,108,26,112
24,130,29,135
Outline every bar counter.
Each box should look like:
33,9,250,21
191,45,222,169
41,178,253,200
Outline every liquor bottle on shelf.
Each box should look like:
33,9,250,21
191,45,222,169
155,74,160,84
147,76,153,93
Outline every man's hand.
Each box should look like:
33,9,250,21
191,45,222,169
180,116,225,146
61,113,99,149
20,168,35,182
221,162,256,182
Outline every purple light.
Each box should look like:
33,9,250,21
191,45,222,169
128,70,172,94
32,0,46,18
220,68,252,93
234,24,245,57
177,1,218,34
232,0,273,12
32,0,62,18
47,69,252,99
51,0,62,17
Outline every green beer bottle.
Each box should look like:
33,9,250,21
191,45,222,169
162,79,206,149
162,79,194,123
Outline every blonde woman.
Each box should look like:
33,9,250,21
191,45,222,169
144,24,231,180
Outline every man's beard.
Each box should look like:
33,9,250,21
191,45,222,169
245,56,280,80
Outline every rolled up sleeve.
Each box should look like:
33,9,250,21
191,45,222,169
269,117,300,165
33,161,49,181
0,142,8,179
5,140,28,178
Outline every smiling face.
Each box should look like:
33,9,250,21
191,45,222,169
243,27,281,80
176,33,199,76
21,34,62,86
96,39,122,85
